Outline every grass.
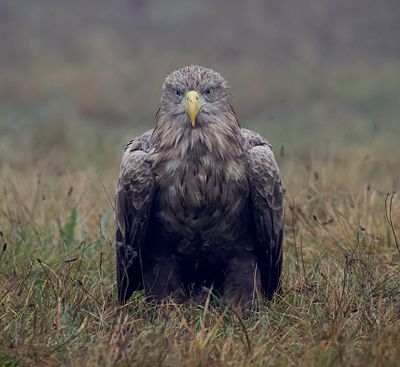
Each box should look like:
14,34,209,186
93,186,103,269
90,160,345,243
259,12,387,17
0,118,399,366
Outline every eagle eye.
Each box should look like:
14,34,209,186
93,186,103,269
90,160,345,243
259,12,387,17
174,89,183,100
204,87,217,101
205,88,213,97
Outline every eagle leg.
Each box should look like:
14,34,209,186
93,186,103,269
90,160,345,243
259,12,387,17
143,256,186,303
223,252,261,308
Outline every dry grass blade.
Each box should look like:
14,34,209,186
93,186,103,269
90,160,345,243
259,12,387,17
385,192,400,255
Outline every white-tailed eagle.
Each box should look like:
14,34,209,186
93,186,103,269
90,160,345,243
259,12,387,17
115,65,284,306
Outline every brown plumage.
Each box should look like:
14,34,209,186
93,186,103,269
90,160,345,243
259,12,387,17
115,65,284,306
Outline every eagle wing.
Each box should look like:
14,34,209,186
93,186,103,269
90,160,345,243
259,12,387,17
115,129,154,303
242,128,285,298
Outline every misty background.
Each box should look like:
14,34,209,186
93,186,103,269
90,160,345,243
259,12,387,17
0,0,399,188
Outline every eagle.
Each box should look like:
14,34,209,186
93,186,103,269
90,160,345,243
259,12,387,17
115,65,284,306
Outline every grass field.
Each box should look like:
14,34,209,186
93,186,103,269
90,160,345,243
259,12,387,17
1,93,399,366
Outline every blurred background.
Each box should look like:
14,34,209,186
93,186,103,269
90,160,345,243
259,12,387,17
0,0,399,189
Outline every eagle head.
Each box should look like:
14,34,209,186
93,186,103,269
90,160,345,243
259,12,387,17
159,65,232,128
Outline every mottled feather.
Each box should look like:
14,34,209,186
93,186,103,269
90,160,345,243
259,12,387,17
115,132,154,302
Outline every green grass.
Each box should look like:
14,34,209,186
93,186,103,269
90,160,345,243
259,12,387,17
0,119,399,366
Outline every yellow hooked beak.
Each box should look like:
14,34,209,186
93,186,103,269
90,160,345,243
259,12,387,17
185,90,200,127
